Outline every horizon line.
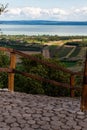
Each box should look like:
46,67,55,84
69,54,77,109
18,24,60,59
0,20,87,22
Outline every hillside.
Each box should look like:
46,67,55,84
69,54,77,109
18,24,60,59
49,41,87,70
0,35,86,71
49,41,86,60
1,20,87,25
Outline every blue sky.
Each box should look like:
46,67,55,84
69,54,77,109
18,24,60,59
0,0,87,21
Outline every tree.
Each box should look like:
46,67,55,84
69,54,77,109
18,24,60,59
0,4,8,35
0,3,8,15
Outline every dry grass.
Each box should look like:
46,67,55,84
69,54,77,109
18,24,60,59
44,39,82,46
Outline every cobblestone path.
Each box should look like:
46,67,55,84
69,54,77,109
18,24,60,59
0,91,87,130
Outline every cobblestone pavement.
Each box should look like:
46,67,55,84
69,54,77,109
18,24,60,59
0,91,87,130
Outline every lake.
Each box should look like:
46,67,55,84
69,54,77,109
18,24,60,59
0,24,87,36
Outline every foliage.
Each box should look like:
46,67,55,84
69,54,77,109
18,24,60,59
0,51,9,67
1,35,87,49
14,74,44,94
61,61,77,67
14,54,71,96
65,41,87,47
0,49,82,97
0,3,8,14
0,52,9,88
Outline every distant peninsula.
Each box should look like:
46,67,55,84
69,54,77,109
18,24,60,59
0,20,87,25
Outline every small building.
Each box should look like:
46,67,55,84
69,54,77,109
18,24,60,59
42,46,50,58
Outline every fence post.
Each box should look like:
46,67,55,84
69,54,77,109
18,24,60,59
81,51,87,111
70,74,75,97
8,51,16,92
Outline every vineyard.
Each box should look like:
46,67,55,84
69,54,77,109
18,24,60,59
69,47,81,58
49,42,86,60
49,41,87,70
56,46,75,58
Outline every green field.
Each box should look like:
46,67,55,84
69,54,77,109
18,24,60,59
61,61,77,67
0,35,87,70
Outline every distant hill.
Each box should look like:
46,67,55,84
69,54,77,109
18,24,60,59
0,20,87,25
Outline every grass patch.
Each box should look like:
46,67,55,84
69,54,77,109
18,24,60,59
61,61,77,67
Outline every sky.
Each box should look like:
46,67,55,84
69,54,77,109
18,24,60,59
0,0,87,21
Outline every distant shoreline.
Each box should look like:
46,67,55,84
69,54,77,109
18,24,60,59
0,22,87,36
0,20,87,25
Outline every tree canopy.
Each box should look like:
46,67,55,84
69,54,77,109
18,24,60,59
0,3,8,15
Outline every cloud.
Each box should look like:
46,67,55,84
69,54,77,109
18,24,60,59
1,6,87,21
51,8,67,15
7,8,21,15
20,7,41,18
2,6,67,20
68,7,87,21
74,7,87,14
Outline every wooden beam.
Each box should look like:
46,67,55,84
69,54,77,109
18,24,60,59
8,52,16,92
0,68,12,72
0,47,82,75
70,75,75,97
0,47,13,52
0,47,82,98
14,49,82,75
13,69,71,89
81,51,87,111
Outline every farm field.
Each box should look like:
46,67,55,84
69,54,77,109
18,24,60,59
0,35,87,71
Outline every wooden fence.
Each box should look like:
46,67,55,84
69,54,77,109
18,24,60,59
0,47,87,111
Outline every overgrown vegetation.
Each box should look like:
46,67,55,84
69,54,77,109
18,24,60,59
0,51,9,88
0,52,82,97
14,54,69,96
0,35,85,96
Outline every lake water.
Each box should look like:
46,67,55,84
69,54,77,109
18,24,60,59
0,24,87,36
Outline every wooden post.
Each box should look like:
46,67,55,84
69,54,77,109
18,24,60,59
8,52,16,92
70,74,75,97
81,51,87,111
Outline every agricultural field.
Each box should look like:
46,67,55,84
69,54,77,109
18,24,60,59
0,35,87,71
69,47,81,58
48,40,87,71
50,45,75,58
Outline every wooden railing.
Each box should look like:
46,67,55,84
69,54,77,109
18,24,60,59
81,51,87,111
0,47,86,111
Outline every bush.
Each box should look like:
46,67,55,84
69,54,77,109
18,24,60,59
0,51,81,97
0,52,9,89
16,54,71,96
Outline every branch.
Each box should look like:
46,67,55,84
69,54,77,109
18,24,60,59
0,3,8,15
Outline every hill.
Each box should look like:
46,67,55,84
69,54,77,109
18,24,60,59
0,20,87,25
49,41,87,70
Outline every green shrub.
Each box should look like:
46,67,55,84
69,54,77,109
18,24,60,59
0,51,82,97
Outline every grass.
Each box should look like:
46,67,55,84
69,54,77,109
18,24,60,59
61,61,77,67
69,47,81,58
55,46,74,58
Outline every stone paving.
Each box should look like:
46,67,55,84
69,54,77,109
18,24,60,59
0,91,87,130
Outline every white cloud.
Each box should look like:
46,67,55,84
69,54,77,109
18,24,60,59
2,7,67,20
7,8,21,15
74,7,87,14
51,8,67,15
68,7,87,21
1,6,87,21
21,7,41,18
